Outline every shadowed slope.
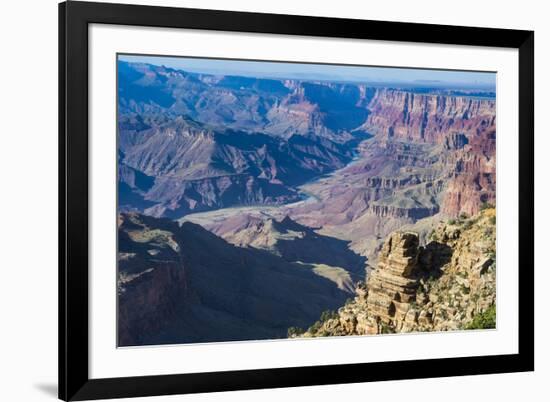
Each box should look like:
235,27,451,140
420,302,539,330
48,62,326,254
118,213,351,346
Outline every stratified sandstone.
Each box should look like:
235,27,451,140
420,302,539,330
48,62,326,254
299,208,496,337
361,232,422,334
361,88,495,144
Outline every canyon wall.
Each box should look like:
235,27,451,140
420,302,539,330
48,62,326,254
363,89,496,217
362,88,495,143
287,88,496,251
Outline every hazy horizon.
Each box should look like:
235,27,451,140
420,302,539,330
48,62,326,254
119,54,496,91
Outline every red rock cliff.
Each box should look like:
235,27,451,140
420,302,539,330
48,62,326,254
361,89,496,217
362,88,495,145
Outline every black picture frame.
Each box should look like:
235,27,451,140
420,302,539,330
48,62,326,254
59,1,534,400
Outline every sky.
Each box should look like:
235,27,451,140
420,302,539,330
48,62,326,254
119,54,496,90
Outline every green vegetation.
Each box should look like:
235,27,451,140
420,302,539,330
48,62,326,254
307,309,339,335
307,321,322,334
465,305,496,330
320,309,338,322
480,202,495,211
459,212,469,220
380,322,395,334
287,326,305,337
457,271,468,279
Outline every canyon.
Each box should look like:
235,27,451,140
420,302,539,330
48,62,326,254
117,60,496,345
118,213,351,346
119,61,495,225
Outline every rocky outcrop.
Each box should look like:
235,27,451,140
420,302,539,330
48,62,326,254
298,207,496,337
360,232,422,333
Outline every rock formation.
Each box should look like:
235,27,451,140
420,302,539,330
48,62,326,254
117,212,352,346
360,232,422,333
361,88,495,144
298,207,496,337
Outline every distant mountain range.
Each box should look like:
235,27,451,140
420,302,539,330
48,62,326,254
119,61,384,217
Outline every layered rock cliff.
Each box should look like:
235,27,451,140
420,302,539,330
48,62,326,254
362,88,496,217
296,207,496,337
362,88,495,144
118,214,188,345
441,129,496,216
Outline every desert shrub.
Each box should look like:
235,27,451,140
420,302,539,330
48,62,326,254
459,212,469,220
306,310,339,335
480,202,495,211
287,326,305,337
320,309,338,322
465,305,496,330
307,321,322,334
380,322,395,334
448,219,457,225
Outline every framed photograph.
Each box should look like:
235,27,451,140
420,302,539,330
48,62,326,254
59,1,534,400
